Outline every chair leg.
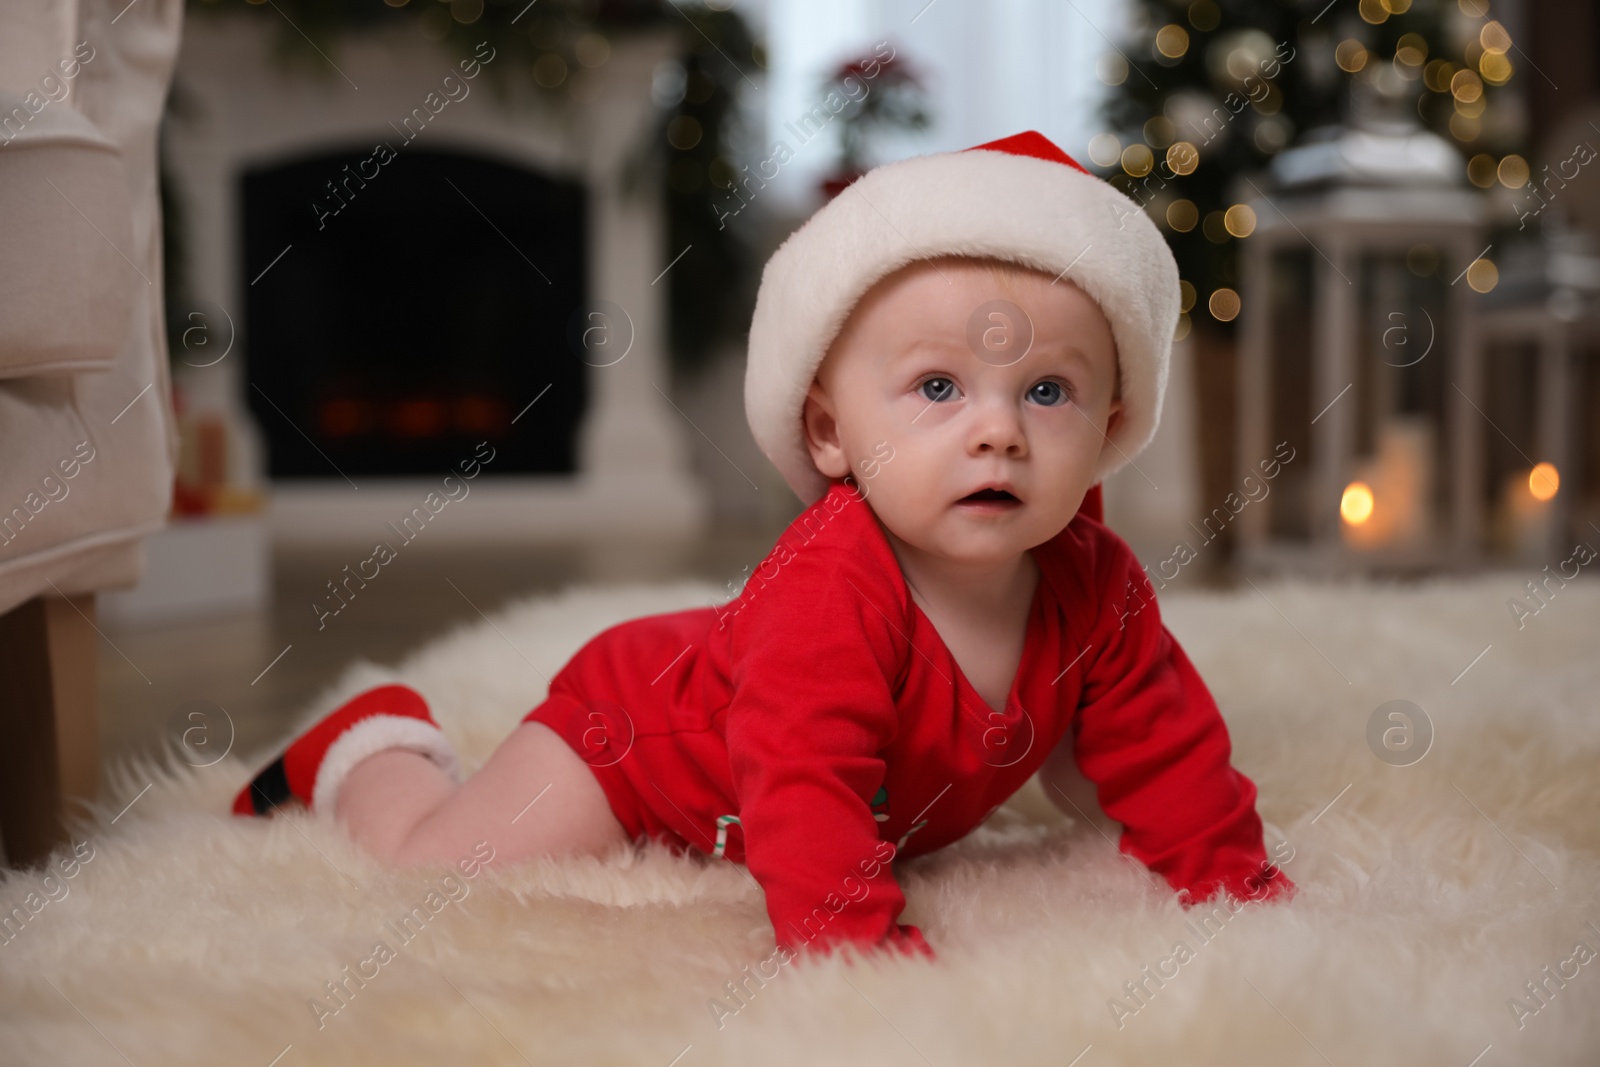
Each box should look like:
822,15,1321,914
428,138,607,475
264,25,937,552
0,593,100,870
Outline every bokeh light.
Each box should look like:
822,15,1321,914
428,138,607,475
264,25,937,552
1497,155,1529,188
1341,482,1375,525
1166,141,1199,175
1480,20,1512,54
1466,153,1498,187
1144,116,1176,149
666,115,701,150
1466,258,1499,293
1224,204,1257,238
1209,287,1241,321
1202,210,1230,243
1479,52,1512,85
1336,40,1369,73
1187,0,1220,31
1451,69,1483,102
1156,25,1190,59
1529,463,1560,501
1088,132,1122,167
1096,53,1128,86
1121,143,1155,178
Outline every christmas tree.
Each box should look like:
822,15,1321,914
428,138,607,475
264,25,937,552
1099,0,1524,333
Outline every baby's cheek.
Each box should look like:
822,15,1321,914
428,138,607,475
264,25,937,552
866,499,921,551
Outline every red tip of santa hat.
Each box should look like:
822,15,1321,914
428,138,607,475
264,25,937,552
963,130,1091,175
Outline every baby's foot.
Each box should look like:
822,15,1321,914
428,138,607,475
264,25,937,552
231,683,459,817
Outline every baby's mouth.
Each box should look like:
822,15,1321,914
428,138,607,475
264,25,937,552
955,487,1022,510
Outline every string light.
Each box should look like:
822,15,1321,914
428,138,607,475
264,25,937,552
1223,204,1257,237
1209,288,1241,321
1496,155,1529,188
1450,68,1483,103
1144,116,1176,149
1466,153,1498,187
1166,141,1199,176
1336,40,1369,73
1156,24,1190,59
1088,133,1122,167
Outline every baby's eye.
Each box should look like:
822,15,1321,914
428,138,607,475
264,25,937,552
1029,380,1072,406
917,376,959,403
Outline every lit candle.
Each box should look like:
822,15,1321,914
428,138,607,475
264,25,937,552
1339,418,1435,551
1501,463,1558,562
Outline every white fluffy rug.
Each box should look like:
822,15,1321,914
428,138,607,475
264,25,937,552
2,574,1598,1066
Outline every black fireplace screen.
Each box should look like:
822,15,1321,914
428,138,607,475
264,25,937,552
242,146,587,479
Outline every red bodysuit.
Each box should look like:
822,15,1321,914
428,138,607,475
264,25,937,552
522,477,1294,957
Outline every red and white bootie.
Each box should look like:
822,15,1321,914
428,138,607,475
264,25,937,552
231,683,461,817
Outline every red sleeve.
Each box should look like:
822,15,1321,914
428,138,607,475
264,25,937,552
723,544,935,960
1072,538,1295,907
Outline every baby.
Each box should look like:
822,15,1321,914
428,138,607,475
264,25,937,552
232,131,1295,961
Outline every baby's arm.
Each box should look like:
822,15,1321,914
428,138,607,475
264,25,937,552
723,555,933,960
1068,545,1295,906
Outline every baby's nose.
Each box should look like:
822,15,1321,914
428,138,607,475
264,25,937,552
967,396,1027,454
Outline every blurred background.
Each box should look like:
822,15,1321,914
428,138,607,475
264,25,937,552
3,0,1597,864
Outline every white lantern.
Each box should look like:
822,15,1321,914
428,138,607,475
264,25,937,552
1233,76,1491,574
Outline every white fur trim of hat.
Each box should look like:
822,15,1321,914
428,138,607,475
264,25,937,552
743,129,1182,508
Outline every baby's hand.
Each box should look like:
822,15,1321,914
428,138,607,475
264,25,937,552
1176,864,1297,909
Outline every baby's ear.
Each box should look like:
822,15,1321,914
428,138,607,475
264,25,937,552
1103,396,1125,442
801,381,850,478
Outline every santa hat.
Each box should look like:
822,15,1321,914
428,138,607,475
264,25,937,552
743,130,1182,517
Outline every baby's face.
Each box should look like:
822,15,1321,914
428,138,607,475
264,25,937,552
803,257,1123,565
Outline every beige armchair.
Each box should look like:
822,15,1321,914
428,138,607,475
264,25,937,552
0,0,184,868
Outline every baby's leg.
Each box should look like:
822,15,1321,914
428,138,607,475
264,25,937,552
334,721,631,867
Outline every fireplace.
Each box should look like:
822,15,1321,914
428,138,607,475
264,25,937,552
161,14,710,542
242,147,587,479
